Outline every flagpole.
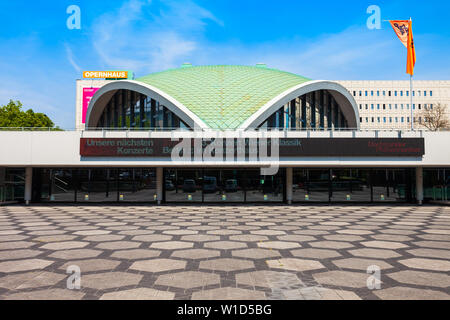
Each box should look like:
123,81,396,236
409,17,414,131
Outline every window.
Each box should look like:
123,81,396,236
413,91,415,96
395,104,398,109
377,104,380,110
377,91,380,96
359,91,362,96
407,104,409,109
365,91,368,96
353,91,356,96
418,90,421,96
383,117,386,123
406,91,409,97
389,104,392,110
418,104,421,110
388,91,391,97
359,104,362,110
407,117,410,123
365,104,368,110
383,91,386,96
401,104,404,109
395,117,398,123
424,91,427,97
401,117,404,123
371,117,374,123
395,91,398,96
377,117,381,123
371,104,374,110
365,117,368,122
389,117,392,123
371,91,374,96
430,91,433,96
413,104,415,110
383,104,386,110
430,104,433,109
400,91,403,96
360,117,363,123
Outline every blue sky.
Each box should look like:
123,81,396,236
1,0,449,128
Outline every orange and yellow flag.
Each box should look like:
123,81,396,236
390,20,416,76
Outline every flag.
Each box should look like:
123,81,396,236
389,20,416,75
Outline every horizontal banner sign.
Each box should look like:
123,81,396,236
83,71,129,79
80,138,425,159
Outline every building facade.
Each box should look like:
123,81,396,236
1,65,449,205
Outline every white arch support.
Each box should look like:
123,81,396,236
239,80,360,130
85,80,209,130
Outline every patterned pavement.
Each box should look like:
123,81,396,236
0,204,449,300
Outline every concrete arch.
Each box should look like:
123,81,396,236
239,80,360,130
85,80,210,130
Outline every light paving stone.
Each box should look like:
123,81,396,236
49,249,103,260
250,230,286,236
82,272,143,290
236,270,303,288
83,234,125,242
0,241,36,250
374,287,450,300
309,241,354,249
336,229,374,235
199,258,254,272
323,235,365,242
150,241,194,250
229,235,269,242
100,288,175,300
277,235,316,242
155,271,220,289
73,230,111,236
413,241,450,250
4,288,85,300
267,258,325,272
0,249,42,261
171,249,220,260
130,259,186,273
0,271,66,290
348,248,401,259
33,235,78,243
180,235,220,242
40,241,88,250
111,249,161,260
163,229,198,235
398,258,450,271
96,241,141,250
257,241,301,250
192,287,266,300
313,270,371,288
0,259,54,273
60,259,120,272
361,240,408,250
333,258,393,271
204,241,247,250
290,248,341,259
132,234,173,242
406,248,450,260
387,270,450,288
232,248,281,260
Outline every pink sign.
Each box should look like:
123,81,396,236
82,88,100,124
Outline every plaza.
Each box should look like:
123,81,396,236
0,204,448,300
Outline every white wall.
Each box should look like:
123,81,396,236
0,131,449,168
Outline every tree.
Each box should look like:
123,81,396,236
415,103,450,131
0,100,59,129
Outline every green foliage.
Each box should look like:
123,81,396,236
0,100,61,130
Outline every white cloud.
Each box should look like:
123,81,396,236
65,43,82,73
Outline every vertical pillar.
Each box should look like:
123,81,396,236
121,90,127,128
301,95,307,129
150,99,156,128
130,92,135,128
286,168,293,205
416,167,424,205
290,100,296,129
140,95,145,128
156,167,164,205
311,92,316,129
319,90,325,129
25,167,33,205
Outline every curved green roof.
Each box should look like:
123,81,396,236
136,65,311,129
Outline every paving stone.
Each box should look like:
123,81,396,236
387,270,450,288
232,248,281,259
33,235,78,243
374,287,450,300
199,258,254,272
290,248,341,259
100,288,175,300
150,241,194,250
82,272,143,290
4,288,85,300
309,241,354,249
49,248,102,259
192,287,266,300
314,270,371,288
348,248,401,259
229,235,269,242
0,271,66,290
180,235,220,242
155,271,220,289
406,248,450,260
59,259,121,272
258,241,301,250
96,241,141,250
333,258,393,271
267,258,325,272
83,235,125,242
171,249,220,260
0,249,42,261
236,270,303,288
0,259,54,273
398,258,450,271
40,241,89,250
204,241,247,250
111,249,161,260
130,259,187,273
361,241,408,250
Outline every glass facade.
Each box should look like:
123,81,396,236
14,167,427,204
94,89,188,130
258,90,349,130
33,168,157,203
293,168,414,203
164,169,285,203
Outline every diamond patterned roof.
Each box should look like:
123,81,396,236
136,65,311,129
